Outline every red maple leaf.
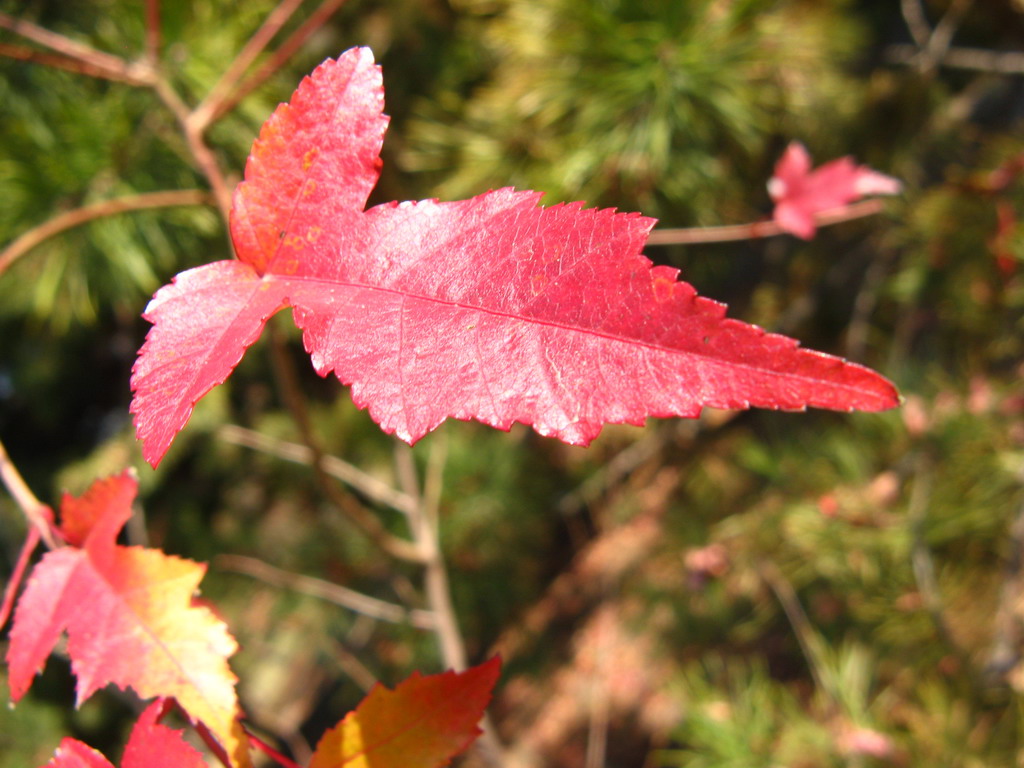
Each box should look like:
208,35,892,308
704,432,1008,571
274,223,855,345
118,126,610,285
768,141,902,239
131,48,899,467
6,472,248,766
41,700,206,768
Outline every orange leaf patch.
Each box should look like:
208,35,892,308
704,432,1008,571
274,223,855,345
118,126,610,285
309,657,501,768
6,472,248,766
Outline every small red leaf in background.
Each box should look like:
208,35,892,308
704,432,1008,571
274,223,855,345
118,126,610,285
131,49,900,467
768,141,902,239
41,700,206,768
308,656,500,768
42,740,114,768
6,472,248,766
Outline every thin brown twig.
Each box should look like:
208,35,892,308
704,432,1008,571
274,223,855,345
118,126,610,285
0,12,234,221
645,200,887,246
394,443,464,665
215,553,436,629
0,12,153,85
0,190,213,279
0,437,58,550
217,424,417,516
148,77,236,221
191,0,306,133
326,637,378,692
885,44,1024,75
210,0,348,124
144,0,162,65
899,0,975,74
265,322,425,563
0,42,140,84
900,0,932,49
846,245,897,361
759,560,834,702
925,0,974,67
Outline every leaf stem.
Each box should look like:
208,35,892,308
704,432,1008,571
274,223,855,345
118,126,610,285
0,190,212,280
645,199,886,246
0,524,41,631
246,729,304,768
0,437,58,550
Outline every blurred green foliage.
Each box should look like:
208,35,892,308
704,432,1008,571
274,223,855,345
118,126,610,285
1,1,1023,767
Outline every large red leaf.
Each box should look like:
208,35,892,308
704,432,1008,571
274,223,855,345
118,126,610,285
41,701,206,768
6,472,248,767
307,656,500,768
131,48,899,467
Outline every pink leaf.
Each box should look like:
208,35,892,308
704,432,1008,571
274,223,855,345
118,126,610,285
768,141,902,239
131,49,900,467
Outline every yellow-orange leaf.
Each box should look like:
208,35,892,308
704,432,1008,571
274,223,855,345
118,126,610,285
6,472,249,767
309,657,500,768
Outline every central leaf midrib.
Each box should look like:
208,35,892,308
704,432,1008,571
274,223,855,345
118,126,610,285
271,273,879,398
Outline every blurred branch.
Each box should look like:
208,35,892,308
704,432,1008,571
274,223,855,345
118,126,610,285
759,560,833,702
0,190,212,279
149,77,235,220
394,441,463,665
216,553,436,629
394,439,507,767
646,200,886,246
886,44,1024,75
846,245,897,361
191,0,306,132
926,0,973,67
0,437,58,550
899,0,975,73
0,12,153,85
144,0,161,65
0,42,140,83
0,12,233,218
326,636,378,692
265,323,426,563
210,0,348,124
900,0,931,48
218,424,417,516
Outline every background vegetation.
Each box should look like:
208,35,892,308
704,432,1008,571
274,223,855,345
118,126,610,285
1,0,1023,766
